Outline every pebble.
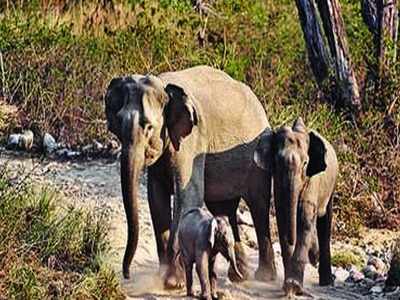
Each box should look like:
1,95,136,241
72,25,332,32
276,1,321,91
19,130,34,150
43,133,58,153
7,134,21,149
363,264,379,280
370,285,383,293
368,256,386,274
334,267,350,282
346,268,364,283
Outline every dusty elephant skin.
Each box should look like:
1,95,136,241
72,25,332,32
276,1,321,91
254,117,338,296
104,66,276,288
178,207,242,300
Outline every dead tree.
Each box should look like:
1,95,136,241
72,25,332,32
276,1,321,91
362,0,398,76
295,0,361,110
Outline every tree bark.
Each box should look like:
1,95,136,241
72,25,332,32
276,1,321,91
295,0,332,85
316,0,361,109
378,0,398,76
295,0,361,110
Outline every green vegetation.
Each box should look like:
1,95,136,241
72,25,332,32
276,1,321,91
0,167,125,299
0,0,399,234
331,250,364,269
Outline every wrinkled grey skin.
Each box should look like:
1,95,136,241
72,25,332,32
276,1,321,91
178,207,243,300
104,66,276,288
254,117,338,297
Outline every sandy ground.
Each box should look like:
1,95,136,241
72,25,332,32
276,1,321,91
0,151,395,299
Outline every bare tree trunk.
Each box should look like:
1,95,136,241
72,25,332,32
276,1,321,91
295,0,361,110
316,0,361,109
377,0,398,77
295,0,332,85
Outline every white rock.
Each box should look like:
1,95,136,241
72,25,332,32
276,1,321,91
334,267,350,282
367,256,386,274
370,285,383,293
363,264,378,280
19,130,34,150
43,133,58,153
7,134,21,148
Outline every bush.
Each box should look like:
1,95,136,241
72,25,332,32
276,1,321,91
0,166,125,299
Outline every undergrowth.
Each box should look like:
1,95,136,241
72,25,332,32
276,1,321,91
0,165,125,299
0,0,399,235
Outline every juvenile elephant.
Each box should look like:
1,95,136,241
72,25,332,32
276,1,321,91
178,207,243,300
104,66,276,288
254,117,338,296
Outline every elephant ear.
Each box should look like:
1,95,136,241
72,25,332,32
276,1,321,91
208,218,218,249
253,128,274,170
165,84,198,151
307,131,327,177
105,77,126,138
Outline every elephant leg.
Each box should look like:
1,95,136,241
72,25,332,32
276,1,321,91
196,252,212,300
285,200,317,296
244,171,276,281
275,205,291,283
317,197,333,286
165,152,205,289
147,167,172,268
184,259,194,297
208,256,218,300
207,198,249,282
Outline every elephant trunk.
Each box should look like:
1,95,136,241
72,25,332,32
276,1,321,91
288,183,299,247
228,245,243,280
120,112,143,279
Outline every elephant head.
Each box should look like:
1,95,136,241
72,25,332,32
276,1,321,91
105,75,198,279
211,216,243,280
254,118,327,247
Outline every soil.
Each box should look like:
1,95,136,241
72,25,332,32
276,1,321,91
0,150,397,300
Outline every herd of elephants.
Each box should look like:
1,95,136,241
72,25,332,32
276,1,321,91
104,65,338,299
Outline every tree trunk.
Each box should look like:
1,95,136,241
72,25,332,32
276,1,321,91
377,0,398,77
295,0,361,110
295,0,332,85
316,0,361,110
386,238,400,287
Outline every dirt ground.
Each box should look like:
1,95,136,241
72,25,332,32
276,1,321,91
0,151,396,300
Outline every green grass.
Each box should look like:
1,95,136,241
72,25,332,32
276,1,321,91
0,167,125,299
0,0,399,235
331,250,365,269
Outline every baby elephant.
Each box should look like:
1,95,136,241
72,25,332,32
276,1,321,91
178,207,243,300
254,117,338,297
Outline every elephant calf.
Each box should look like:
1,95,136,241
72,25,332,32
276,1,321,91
178,207,242,300
254,117,338,297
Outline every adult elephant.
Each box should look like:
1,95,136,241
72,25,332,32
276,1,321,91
104,66,276,287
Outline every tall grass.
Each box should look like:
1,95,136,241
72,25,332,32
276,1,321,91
0,166,125,299
0,0,399,234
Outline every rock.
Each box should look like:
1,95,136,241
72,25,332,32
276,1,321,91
19,130,34,150
368,256,386,274
66,151,81,159
334,267,350,282
93,140,104,152
363,264,379,280
43,133,58,154
370,285,383,293
346,268,365,283
7,134,21,149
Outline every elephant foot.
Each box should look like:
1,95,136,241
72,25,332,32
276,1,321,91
283,279,313,299
319,273,334,286
255,266,277,282
163,264,185,290
228,242,249,282
164,272,185,290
